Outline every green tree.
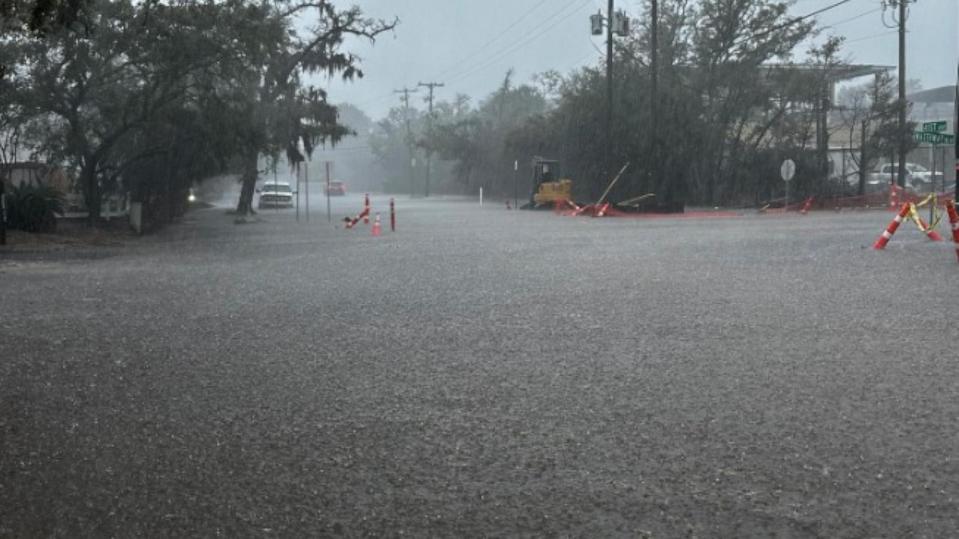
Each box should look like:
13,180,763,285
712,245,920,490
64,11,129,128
2,0,395,223
422,71,547,196
7,0,233,223
837,71,907,195
501,0,825,206
370,105,427,195
228,2,396,216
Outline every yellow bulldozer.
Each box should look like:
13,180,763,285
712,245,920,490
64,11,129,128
521,157,573,209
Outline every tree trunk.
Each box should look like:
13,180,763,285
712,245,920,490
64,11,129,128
80,157,100,226
235,153,258,216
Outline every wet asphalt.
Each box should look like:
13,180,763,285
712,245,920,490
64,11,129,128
2,193,959,537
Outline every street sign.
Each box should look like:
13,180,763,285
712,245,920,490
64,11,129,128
922,120,947,133
914,131,955,145
780,159,796,182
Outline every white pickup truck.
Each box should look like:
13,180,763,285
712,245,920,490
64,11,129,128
866,163,942,193
257,182,295,209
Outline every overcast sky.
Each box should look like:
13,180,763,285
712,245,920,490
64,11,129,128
313,0,959,120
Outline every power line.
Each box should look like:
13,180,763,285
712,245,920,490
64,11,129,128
589,36,605,57
822,7,882,30
575,47,602,67
352,90,400,111
844,30,897,44
443,0,593,89
732,0,854,47
350,0,580,113
442,0,589,82
344,0,607,115
430,0,552,81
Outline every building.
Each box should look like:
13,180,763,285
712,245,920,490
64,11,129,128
0,161,129,219
0,162,71,192
909,85,956,132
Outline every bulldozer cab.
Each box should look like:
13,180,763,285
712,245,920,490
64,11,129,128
526,157,572,208
533,159,560,188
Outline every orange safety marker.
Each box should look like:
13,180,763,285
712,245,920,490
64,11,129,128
371,213,382,236
363,194,371,224
345,207,369,229
873,203,911,249
800,196,814,215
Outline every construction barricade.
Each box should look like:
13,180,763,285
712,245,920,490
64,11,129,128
872,195,954,260
344,195,395,236
947,201,959,263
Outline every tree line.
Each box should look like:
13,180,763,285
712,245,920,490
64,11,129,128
369,0,914,207
2,0,916,225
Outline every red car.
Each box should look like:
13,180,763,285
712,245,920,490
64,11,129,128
325,180,346,196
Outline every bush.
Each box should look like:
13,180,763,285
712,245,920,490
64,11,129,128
5,183,64,233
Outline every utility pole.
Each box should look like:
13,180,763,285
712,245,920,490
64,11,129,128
650,0,659,197
394,87,418,197
0,181,6,246
606,0,614,189
590,3,627,193
896,0,909,189
817,86,830,187
418,81,444,198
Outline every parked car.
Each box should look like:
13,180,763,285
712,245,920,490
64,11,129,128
257,182,295,208
325,180,346,196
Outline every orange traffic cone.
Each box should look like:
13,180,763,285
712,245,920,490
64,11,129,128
947,201,959,263
909,205,943,242
371,213,382,237
873,203,910,250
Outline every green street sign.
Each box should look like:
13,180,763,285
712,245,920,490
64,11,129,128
914,131,954,145
922,120,947,133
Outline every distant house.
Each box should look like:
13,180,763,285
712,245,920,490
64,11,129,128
0,161,129,218
0,162,71,192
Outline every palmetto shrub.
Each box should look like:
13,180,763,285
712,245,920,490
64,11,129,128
6,183,64,233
